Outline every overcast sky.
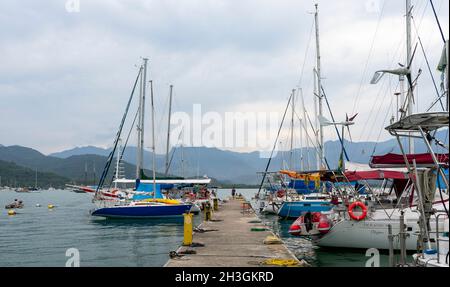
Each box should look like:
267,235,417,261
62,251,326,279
0,0,448,155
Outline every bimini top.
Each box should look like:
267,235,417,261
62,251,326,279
386,112,449,133
343,170,409,182
279,170,321,181
370,153,449,168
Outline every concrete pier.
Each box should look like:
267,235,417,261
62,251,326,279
165,199,301,267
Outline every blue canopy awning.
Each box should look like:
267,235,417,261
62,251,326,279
134,181,163,199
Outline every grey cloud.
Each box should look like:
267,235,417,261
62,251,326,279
0,0,448,154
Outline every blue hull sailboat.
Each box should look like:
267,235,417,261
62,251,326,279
277,197,332,219
276,172,333,218
91,181,193,219
91,59,197,219
91,203,192,219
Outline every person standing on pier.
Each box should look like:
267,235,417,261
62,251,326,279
231,187,236,198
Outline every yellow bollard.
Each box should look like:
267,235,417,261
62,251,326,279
183,213,193,246
204,202,212,221
213,198,219,211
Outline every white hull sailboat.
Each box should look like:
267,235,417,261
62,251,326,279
315,202,448,250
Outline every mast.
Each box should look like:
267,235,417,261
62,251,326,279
406,0,414,154
314,3,324,169
165,84,174,176
35,168,37,189
114,139,122,188
140,59,149,178
180,127,185,178
298,90,304,171
150,79,157,197
289,89,295,170
299,114,303,171
446,40,449,111
313,67,320,169
136,64,144,179
93,161,96,185
300,88,310,170
84,162,88,185
181,143,185,178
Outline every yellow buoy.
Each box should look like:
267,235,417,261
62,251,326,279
8,210,16,216
48,204,55,209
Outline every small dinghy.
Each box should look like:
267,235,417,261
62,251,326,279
289,211,332,236
5,200,24,209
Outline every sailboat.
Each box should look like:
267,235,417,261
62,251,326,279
29,168,40,193
90,58,194,219
276,4,339,219
291,1,449,256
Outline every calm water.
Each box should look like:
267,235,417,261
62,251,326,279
0,189,388,267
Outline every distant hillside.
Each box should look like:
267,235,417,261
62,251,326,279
2,128,448,186
48,129,448,184
0,146,165,187
49,146,110,158
0,145,63,171
0,160,69,188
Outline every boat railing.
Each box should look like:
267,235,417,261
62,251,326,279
431,213,449,264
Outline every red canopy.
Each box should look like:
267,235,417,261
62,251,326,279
343,170,409,181
370,153,449,168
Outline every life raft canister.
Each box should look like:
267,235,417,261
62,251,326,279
348,201,368,221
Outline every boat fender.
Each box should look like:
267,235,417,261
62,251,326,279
317,220,331,234
263,235,283,245
288,224,302,236
348,201,368,221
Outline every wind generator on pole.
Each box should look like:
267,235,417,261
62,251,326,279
370,0,415,153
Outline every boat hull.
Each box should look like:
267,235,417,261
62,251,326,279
315,202,448,250
91,204,192,219
315,218,420,250
260,201,282,215
278,201,332,218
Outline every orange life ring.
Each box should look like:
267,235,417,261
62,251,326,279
348,201,368,221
